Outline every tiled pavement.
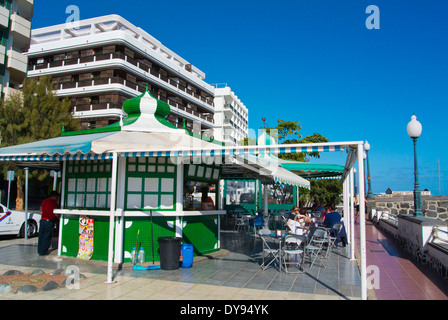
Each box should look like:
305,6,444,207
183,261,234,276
0,229,361,300
1,219,447,300
360,220,448,300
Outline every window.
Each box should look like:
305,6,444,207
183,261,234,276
225,180,256,205
125,157,177,210
65,160,112,209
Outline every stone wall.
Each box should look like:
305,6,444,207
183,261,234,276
367,196,448,222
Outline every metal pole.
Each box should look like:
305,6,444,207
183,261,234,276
52,172,58,191
106,152,118,283
349,168,355,261
263,184,269,230
413,138,422,216
343,177,349,242
24,168,29,240
366,149,375,199
357,145,367,300
7,179,11,209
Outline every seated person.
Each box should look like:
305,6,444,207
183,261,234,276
323,205,341,229
317,207,328,224
313,201,325,214
289,206,299,220
299,208,312,224
287,207,311,235
323,205,347,247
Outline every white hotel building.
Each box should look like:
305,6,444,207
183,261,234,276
0,0,34,98
25,14,249,144
25,14,216,135
213,85,249,145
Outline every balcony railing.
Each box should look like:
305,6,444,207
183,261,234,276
30,51,214,107
58,76,214,124
73,102,123,113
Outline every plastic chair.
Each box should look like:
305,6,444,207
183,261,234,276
254,215,264,231
258,229,281,271
282,235,304,273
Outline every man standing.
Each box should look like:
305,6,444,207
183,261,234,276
37,191,59,256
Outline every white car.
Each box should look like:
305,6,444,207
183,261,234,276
0,204,41,238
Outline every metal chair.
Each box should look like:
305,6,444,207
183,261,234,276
282,235,304,273
258,229,281,271
304,227,328,269
235,217,247,233
327,223,343,257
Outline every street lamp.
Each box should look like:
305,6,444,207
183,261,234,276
407,114,423,217
364,141,375,199
363,152,367,198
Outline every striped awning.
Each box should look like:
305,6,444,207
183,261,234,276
228,155,311,189
0,131,354,161
0,130,360,163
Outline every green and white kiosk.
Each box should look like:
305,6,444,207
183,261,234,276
0,89,370,298
0,87,309,268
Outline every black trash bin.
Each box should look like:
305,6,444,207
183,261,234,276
158,237,182,270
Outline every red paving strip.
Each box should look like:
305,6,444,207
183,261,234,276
356,220,448,300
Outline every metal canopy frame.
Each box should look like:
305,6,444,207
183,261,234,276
0,139,368,300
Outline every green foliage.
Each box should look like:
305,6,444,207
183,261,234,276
0,76,81,207
266,119,329,162
0,76,80,146
309,179,343,208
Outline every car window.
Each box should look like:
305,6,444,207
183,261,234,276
0,206,5,213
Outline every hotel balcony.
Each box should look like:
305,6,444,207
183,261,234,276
73,102,125,120
54,76,214,128
0,6,9,29
28,51,215,111
10,13,32,50
7,49,28,78
3,86,22,99
0,44,6,66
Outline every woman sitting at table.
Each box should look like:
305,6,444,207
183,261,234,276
299,208,312,224
287,206,311,235
317,206,329,224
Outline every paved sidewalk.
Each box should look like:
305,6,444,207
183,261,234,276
358,220,448,300
0,230,361,300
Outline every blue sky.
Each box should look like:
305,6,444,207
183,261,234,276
32,0,448,195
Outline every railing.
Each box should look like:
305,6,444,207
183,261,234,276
30,52,214,107
431,226,448,245
371,209,398,226
62,76,214,124
73,102,123,113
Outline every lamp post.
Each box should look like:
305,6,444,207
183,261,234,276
407,114,423,217
364,141,375,199
363,152,367,198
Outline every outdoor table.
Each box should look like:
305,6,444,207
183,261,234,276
268,232,285,272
